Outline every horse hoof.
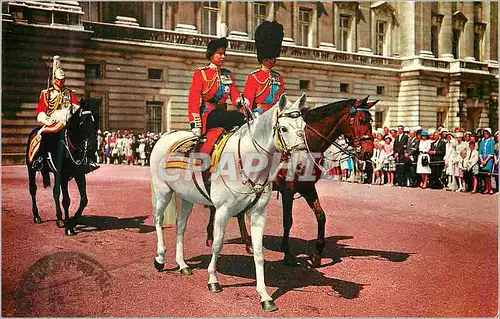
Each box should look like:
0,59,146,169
283,255,298,266
56,220,65,228
206,239,213,247
310,253,322,268
65,228,76,236
33,217,42,224
261,300,278,312
245,245,254,255
179,267,192,276
207,282,222,293
153,259,165,272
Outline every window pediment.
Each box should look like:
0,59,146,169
337,2,358,13
371,1,395,18
452,10,468,29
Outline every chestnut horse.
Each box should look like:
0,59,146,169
206,97,377,266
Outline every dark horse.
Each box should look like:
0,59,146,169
206,97,377,265
27,98,100,236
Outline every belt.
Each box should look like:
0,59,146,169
204,102,227,110
256,103,272,111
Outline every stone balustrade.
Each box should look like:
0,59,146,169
83,21,498,74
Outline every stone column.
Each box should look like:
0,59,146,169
461,2,475,60
419,2,433,57
490,2,498,62
482,2,491,62
218,1,227,37
175,2,197,33
397,2,415,57
318,2,334,50
276,2,294,44
227,2,247,38
357,2,371,54
438,2,453,59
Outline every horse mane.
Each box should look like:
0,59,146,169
303,99,356,123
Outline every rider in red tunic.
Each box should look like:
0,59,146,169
188,37,248,136
243,21,285,117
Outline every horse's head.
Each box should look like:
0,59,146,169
66,98,100,153
302,96,377,160
343,96,377,160
274,93,309,156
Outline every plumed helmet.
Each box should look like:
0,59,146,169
52,55,66,80
206,37,228,60
255,20,284,64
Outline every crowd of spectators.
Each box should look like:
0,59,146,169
323,125,499,195
95,130,161,166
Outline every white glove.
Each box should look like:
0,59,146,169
253,111,261,118
37,112,54,126
191,128,201,137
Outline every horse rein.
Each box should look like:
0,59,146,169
304,106,373,173
62,108,94,166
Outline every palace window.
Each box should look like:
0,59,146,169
431,26,439,57
340,83,350,93
452,29,460,59
148,68,163,81
436,111,445,127
253,2,267,31
299,80,310,90
85,64,102,79
375,111,384,128
298,8,312,46
146,101,163,133
202,2,218,36
377,86,385,95
339,15,350,51
152,2,164,29
375,21,386,55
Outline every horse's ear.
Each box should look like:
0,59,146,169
298,93,308,112
362,95,369,104
278,93,287,112
367,99,379,109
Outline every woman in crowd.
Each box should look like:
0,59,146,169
383,135,395,186
494,132,499,193
464,140,479,193
417,130,432,189
479,128,495,194
444,132,457,190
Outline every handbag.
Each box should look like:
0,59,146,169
421,156,429,167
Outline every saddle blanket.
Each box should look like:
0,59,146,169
27,121,65,163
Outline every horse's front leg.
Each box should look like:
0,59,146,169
237,211,253,254
175,198,194,276
64,174,88,236
300,185,326,268
250,209,277,312
28,167,42,223
280,188,297,266
207,206,230,293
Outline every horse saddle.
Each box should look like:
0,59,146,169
165,128,233,173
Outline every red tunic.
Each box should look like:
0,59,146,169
188,64,241,133
36,87,79,115
243,67,285,113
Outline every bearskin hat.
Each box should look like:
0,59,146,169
206,37,228,60
255,21,284,64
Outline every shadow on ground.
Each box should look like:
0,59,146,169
75,215,155,233
187,235,412,301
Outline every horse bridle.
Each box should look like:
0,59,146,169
231,107,305,195
304,104,373,172
62,108,94,166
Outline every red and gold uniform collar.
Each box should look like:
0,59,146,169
208,63,220,71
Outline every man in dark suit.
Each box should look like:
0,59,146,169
405,129,419,187
393,125,409,186
429,128,447,189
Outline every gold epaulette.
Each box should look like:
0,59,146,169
250,69,261,75
198,65,209,71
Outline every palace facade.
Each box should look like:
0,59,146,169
2,1,498,164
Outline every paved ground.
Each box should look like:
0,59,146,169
2,165,498,317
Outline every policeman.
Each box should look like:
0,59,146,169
243,21,285,117
188,37,247,136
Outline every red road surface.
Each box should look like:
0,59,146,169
2,165,498,317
